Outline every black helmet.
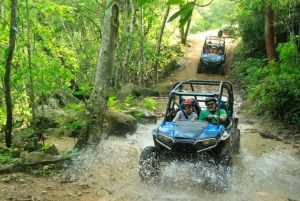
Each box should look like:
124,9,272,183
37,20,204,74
204,97,216,104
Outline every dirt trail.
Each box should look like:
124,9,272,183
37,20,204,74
1,31,300,201
168,30,234,81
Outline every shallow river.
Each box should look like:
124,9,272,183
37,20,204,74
64,116,300,201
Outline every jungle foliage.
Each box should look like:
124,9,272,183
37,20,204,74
232,0,300,125
2,0,300,145
1,0,235,132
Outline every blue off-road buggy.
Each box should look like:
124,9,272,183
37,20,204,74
138,80,240,187
197,36,226,75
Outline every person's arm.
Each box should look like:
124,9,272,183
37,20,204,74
190,112,198,121
173,115,179,122
210,110,227,122
173,111,181,122
219,109,227,122
214,115,226,122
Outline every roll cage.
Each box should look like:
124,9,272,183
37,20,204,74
163,80,234,128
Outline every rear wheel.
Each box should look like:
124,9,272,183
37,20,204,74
138,146,160,181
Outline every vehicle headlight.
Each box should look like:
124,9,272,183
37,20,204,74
202,139,217,146
195,138,217,152
156,134,173,149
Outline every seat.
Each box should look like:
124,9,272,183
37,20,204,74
217,100,228,112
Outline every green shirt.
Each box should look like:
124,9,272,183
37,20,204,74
199,109,227,125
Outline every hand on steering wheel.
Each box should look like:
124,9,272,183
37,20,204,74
203,117,209,121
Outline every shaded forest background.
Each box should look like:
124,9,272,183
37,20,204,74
1,0,300,149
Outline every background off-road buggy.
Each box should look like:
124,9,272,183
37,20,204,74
197,36,226,75
138,80,240,189
219,24,239,36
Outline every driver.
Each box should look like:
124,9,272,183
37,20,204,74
214,45,222,54
199,97,227,125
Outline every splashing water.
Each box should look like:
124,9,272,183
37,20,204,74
59,119,300,201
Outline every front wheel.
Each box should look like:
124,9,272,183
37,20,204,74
138,146,160,181
232,129,241,154
197,61,202,73
219,64,226,76
215,154,233,191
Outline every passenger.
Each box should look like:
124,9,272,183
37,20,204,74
214,45,222,55
205,46,212,53
173,99,198,121
199,97,227,125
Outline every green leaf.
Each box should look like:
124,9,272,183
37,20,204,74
105,0,115,10
167,2,195,23
138,0,147,7
2,21,7,30
180,2,194,16
166,0,185,5
179,9,193,28
168,9,184,22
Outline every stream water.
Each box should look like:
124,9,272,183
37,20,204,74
62,116,300,201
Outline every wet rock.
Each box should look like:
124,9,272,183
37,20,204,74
116,83,159,101
19,178,26,183
116,83,141,101
293,144,300,149
68,193,76,197
292,134,300,141
20,151,61,163
277,135,288,141
259,130,278,139
0,144,9,153
44,144,59,155
2,177,10,182
105,110,137,135
128,108,157,124
240,100,252,109
13,139,25,149
140,88,159,97
23,142,43,152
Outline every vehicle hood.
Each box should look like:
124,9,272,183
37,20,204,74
202,53,224,62
158,121,225,140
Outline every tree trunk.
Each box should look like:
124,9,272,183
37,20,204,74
137,7,144,87
75,0,120,149
183,17,192,45
115,0,128,88
264,3,278,62
180,26,185,44
4,0,17,148
153,6,170,83
122,0,136,84
26,0,38,149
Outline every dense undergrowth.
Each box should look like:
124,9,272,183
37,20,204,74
232,39,300,126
